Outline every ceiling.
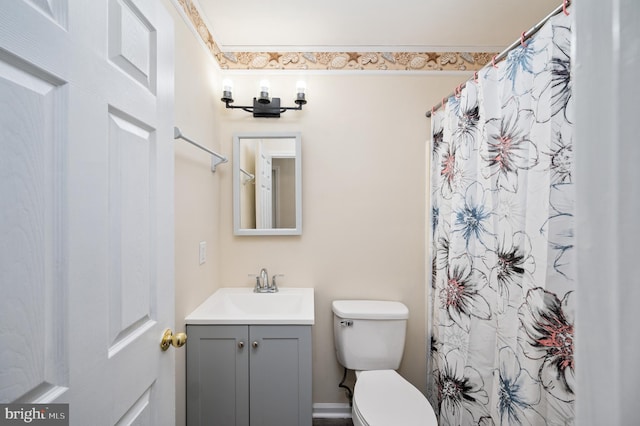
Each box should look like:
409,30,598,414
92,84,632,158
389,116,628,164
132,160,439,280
180,0,563,71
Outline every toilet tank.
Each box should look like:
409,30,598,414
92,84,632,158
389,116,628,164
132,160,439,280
332,300,409,370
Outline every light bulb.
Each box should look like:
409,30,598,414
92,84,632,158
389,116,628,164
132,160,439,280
221,78,234,103
295,80,307,105
257,79,270,104
259,79,270,94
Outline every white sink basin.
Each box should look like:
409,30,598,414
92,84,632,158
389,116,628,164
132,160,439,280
185,287,315,325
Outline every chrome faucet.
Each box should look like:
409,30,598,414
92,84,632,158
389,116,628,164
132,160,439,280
249,268,284,293
252,268,279,293
259,268,269,290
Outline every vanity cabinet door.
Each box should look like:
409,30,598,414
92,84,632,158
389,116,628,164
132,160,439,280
249,325,312,426
186,325,249,426
186,325,312,426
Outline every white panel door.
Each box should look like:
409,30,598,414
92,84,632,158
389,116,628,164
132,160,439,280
0,0,175,424
255,141,273,229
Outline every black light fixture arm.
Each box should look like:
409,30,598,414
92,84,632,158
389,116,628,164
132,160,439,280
221,99,304,113
220,100,257,114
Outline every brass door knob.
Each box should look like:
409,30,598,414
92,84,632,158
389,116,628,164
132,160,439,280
160,329,188,351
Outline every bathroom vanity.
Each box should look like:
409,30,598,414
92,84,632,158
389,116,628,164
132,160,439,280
185,288,314,426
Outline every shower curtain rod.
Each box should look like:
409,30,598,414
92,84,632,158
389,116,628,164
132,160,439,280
425,0,570,118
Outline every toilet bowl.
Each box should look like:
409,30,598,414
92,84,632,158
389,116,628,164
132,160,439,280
332,300,437,426
352,370,437,426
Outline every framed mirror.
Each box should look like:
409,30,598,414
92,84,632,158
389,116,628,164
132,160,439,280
233,132,302,236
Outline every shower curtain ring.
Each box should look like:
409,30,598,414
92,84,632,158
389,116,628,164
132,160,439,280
563,0,570,15
521,31,528,47
491,55,498,68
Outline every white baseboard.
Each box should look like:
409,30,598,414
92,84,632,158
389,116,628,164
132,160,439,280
312,403,352,419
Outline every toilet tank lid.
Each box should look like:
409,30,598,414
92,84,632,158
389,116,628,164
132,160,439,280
332,300,409,320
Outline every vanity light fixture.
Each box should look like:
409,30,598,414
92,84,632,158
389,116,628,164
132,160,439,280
220,79,307,118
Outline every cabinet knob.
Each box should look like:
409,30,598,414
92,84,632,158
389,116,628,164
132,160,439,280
252,341,259,348
238,341,245,349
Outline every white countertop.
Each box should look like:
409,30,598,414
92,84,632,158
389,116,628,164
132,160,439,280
185,287,315,325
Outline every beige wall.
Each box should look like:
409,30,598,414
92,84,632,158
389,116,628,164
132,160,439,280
166,1,464,421
215,72,463,403
165,2,225,424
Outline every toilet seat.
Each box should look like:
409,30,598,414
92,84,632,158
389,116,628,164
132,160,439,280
352,370,437,426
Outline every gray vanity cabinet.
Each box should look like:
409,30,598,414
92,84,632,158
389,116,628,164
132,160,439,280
186,324,312,426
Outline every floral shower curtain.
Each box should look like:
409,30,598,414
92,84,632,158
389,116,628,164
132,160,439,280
427,9,574,426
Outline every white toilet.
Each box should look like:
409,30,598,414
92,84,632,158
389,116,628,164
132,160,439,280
332,300,438,426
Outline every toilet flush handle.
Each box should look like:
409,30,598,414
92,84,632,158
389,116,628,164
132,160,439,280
339,320,353,327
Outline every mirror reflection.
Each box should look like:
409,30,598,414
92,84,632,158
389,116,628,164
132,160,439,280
233,132,301,236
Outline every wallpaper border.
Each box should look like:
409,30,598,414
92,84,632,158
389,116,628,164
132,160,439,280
175,0,498,72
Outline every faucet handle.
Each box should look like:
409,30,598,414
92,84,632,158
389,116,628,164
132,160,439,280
271,274,284,291
248,274,261,292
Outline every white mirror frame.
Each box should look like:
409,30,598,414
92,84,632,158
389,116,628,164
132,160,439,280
233,132,302,236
